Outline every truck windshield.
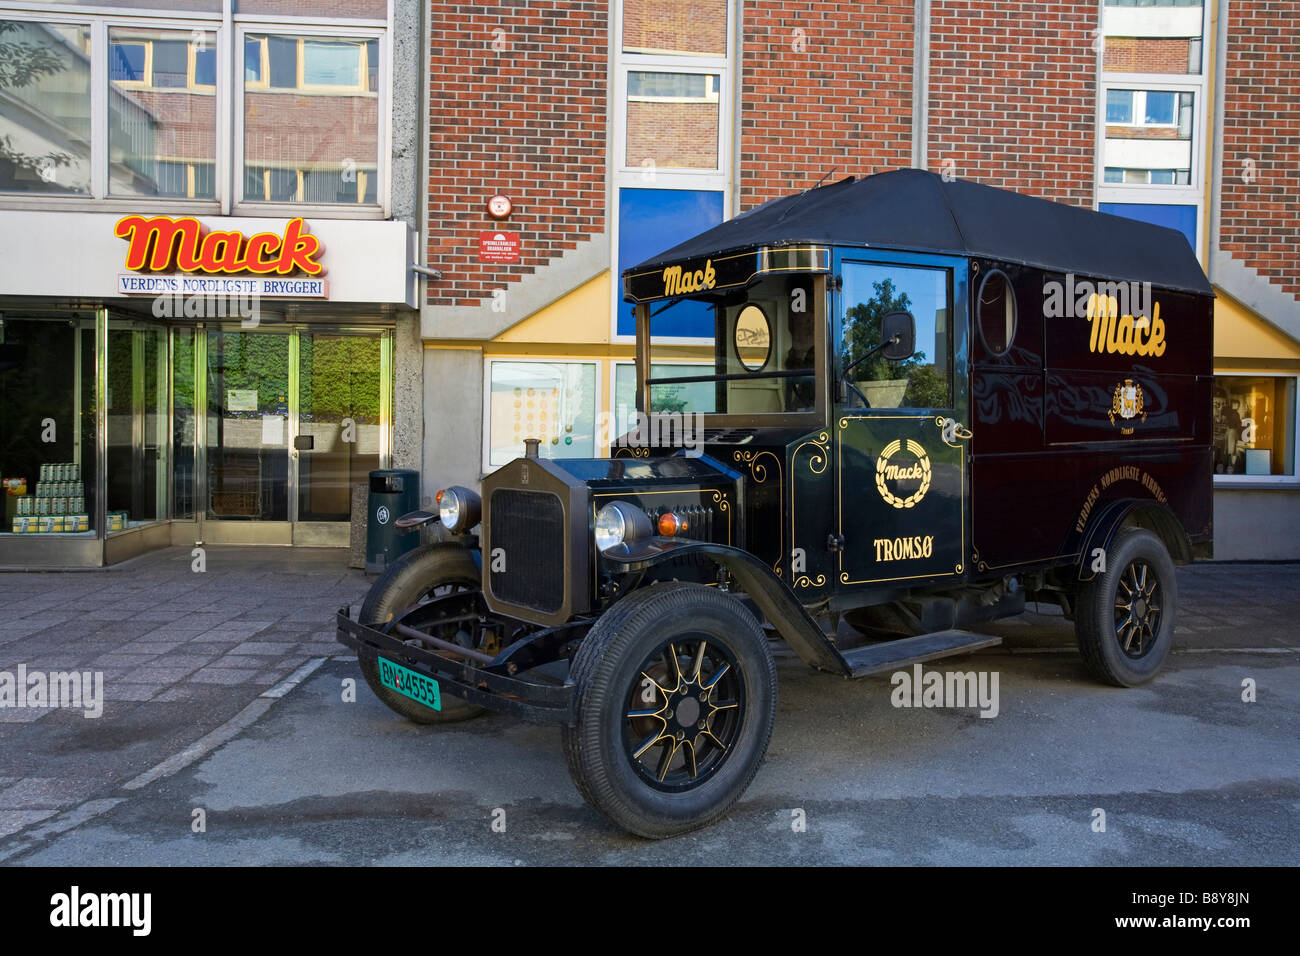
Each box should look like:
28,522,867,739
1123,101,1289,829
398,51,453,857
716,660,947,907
644,274,820,417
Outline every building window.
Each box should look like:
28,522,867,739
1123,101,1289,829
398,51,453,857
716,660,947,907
0,21,93,195
0,13,386,209
109,34,215,90
108,28,218,199
243,34,378,94
1098,0,1206,254
485,361,599,471
613,0,732,340
1212,375,1298,478
241,32,382,206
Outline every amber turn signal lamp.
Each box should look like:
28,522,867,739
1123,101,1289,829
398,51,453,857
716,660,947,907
657,512,688,537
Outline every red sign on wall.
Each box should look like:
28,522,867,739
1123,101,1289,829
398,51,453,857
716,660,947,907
478,232,520,263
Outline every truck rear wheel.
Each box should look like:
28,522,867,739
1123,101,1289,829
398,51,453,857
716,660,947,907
1075,528,1176,687
358,544,487,724
562,583,777,839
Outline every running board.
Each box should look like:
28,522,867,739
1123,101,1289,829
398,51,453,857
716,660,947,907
839,630,1002,679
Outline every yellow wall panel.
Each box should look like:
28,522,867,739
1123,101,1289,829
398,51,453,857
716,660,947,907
495,272,612,344
1214,291,1300,361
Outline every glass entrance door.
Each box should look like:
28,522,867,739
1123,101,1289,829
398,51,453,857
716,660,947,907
106,316,168,529
204,329,290,521
190,326,389,539
296,333,383,521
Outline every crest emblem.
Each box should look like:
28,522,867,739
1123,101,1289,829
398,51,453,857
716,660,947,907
1109,378,1146,434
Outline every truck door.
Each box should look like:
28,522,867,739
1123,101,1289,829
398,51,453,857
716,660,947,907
834,252,971,588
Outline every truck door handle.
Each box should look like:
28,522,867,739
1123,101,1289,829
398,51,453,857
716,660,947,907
937,417,973,443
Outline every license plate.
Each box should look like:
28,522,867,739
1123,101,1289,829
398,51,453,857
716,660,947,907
376,657,441,711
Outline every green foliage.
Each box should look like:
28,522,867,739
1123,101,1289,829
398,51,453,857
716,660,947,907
902,363,948,409
299,336,381,422
843,278,946,406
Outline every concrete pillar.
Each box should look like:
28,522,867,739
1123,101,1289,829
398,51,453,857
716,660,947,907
422,346,484,501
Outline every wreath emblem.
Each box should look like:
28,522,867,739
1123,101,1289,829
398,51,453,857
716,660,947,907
1109,378,1146,427
875,439,932,509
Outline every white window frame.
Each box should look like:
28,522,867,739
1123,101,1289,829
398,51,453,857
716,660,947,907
482,357,603,474
1212,371,1300,487
1104,88,1182,128
1096,7,1210,259
611,0,734,344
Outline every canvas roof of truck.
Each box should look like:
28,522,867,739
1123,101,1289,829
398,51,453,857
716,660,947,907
623,168,1213,298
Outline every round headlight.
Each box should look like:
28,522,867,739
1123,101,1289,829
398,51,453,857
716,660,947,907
594,503,627,551
436,485,481,533
595,500,651,552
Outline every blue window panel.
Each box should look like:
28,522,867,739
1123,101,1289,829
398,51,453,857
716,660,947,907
1144,90,1176,125
244,37,263,81
1105,89,1133,124
1100,202,1197,252
110,42,146,83
194,46,217,86
617,187,724,338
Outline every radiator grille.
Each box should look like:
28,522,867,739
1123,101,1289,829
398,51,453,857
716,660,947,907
488,488,565,613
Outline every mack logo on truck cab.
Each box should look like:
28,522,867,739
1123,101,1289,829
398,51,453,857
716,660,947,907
663,259,716,296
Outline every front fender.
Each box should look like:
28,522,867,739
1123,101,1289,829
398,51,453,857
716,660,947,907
601,538,850,676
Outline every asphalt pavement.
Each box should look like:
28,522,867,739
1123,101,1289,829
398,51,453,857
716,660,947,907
0,550,1296,865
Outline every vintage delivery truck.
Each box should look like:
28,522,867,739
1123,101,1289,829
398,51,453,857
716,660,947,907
337,168,1214,838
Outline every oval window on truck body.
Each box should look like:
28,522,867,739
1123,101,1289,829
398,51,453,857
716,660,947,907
977,269,1017,357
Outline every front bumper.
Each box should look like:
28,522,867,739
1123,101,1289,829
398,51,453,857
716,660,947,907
335,605,576,725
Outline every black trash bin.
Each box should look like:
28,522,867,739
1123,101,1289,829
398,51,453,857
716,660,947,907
366,469,420,574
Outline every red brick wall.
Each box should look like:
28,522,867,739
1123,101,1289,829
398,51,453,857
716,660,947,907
624,0,726,55
626,100,719,169
1103,36,1194,75
427,1,608,308
1221,0,1300,297
738,0,915,210
929,0,1097,206
245,93,379,165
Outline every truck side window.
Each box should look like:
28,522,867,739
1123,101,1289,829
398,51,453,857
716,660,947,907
840,262,952,409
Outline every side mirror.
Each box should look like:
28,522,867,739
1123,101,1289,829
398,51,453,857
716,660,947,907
881,310,915,361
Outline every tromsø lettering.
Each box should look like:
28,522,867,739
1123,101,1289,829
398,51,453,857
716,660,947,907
874,534,935,563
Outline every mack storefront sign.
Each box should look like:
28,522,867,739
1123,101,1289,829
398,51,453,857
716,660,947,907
113,215,329,298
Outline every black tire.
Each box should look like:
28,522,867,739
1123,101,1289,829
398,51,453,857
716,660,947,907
562,582,777,839
357,544,486,724
1075,528,1177,687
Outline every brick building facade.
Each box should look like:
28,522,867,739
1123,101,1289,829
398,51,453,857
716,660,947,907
416,0,1297,559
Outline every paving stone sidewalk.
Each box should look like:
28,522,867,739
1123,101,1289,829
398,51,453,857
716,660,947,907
0,545,370,839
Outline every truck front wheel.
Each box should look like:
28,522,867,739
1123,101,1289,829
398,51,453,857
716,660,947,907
1075,528,1177,687
357,544,487,724
562,583,777,839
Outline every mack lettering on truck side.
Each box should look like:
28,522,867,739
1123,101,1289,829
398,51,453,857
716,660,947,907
1086,294,1166,358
